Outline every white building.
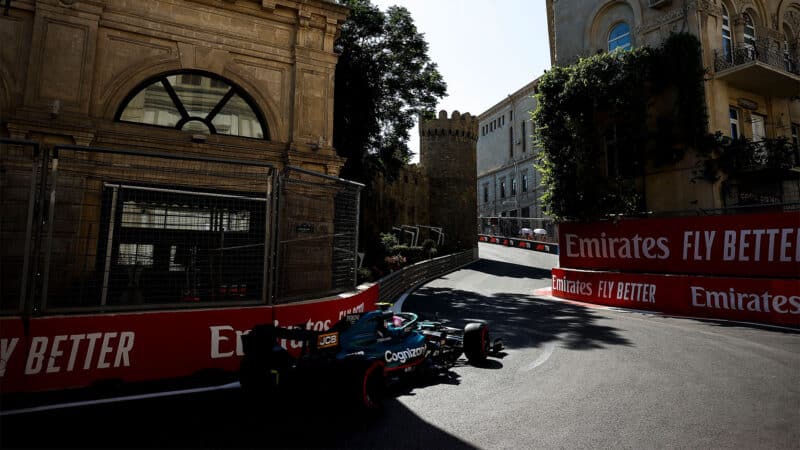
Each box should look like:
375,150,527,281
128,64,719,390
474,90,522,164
477,79,550,235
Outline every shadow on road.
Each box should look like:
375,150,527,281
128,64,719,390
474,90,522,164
1,388,477,449
466,258,552,280
405,285,632,351
1,253,627,449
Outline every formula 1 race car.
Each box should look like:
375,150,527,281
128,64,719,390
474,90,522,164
239,305,503,410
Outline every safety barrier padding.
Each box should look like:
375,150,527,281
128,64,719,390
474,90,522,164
478,235,559,255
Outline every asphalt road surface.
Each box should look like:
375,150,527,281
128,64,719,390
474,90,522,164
2,242,798,449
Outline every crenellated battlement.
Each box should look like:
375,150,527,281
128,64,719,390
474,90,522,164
417,108,478,249
419,110,479,141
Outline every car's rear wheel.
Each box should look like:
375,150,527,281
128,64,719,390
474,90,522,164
354,360,385,411
463,322,490,364
239,326,286,399
239,354,273,397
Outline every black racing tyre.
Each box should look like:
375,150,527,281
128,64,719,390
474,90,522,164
239,325,286,398
354,360,386,411
239,354,272,397
463,322,490,364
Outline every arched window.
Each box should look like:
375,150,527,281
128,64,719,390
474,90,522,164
608,22,631,52
117,72,268,139
722,5,732,62
743,13,756,50
784,26,795,72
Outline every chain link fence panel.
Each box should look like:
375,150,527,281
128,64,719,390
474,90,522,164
274,167,362,303
477,216,559,244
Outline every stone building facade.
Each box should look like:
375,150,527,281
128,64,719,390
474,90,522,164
0,0,355,310
545,0,800,212
1,0,347,173
476,79,545,223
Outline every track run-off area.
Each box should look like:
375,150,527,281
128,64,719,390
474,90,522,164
2,242,798,449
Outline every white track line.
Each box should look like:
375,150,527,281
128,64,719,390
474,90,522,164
520,342,556,372
1,382,240,417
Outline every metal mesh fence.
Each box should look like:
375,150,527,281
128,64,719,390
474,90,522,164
274,166,362,303
0,141,41,314
1,140,276,314
477,216,559,244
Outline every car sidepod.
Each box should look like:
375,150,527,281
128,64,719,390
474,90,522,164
381,333,428,373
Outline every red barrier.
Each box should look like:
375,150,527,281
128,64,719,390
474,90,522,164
559,212,800,278
272,287,378,357
0,285,379,393
552,268,800,327
478,234,560,255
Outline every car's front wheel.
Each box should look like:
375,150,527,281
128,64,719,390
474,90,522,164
463,322,490,364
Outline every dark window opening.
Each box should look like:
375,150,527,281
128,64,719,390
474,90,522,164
730,107,740,139
509,126,514,158
94,185,266,308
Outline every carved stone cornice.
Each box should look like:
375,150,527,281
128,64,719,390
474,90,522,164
634,5,685,36
56,0,106,15
786,10,800,36
261,0,275,12
693,0,722,17
6,120,96,146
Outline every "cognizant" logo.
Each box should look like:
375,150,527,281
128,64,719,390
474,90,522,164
385,346,426,364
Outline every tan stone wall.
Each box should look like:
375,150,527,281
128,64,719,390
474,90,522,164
362,165,431,249
1,0,348,174
0,0,351,306
278,180,336,298
421,110,478,250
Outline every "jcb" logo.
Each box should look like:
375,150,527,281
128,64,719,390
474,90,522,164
318,332,338,349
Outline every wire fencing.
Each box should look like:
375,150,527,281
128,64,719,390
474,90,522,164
0,140,364,315
274,167,362,303
477,216,559,244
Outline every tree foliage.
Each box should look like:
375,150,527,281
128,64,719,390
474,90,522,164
334,0,446,185
533,33,708,222
697,134,798,182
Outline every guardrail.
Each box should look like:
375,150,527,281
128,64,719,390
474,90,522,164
377,248,478,303
478,235,560,255
714,40,799,75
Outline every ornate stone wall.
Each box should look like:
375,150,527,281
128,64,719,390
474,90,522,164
545,0,800,212
0,0,348,175
0,0,353,306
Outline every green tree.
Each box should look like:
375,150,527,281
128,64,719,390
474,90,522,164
533,33,708,222
334,0,446,184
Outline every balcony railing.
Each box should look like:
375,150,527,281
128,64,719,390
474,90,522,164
714,40,799,75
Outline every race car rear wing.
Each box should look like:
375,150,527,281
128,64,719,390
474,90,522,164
244,324,340,355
